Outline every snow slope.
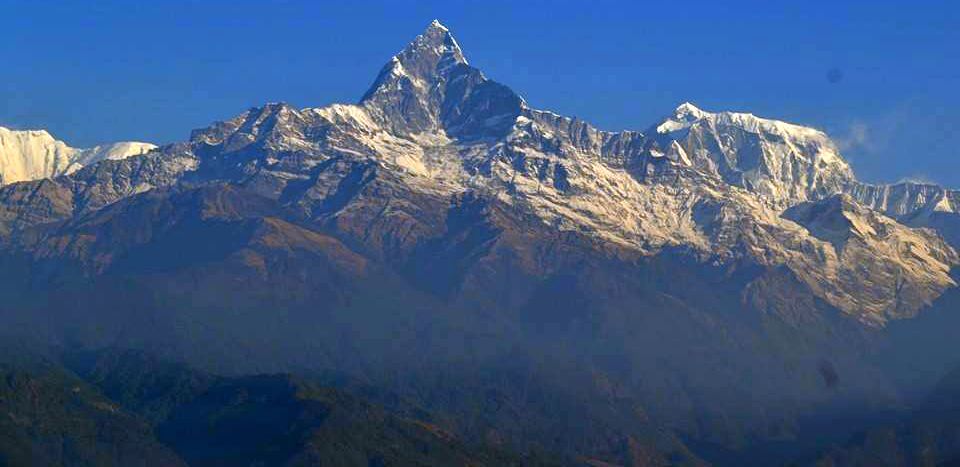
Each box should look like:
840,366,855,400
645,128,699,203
0,126,155,185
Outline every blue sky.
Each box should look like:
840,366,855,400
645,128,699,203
1,0,957,186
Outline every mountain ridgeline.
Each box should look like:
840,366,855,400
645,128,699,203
0,20,958,466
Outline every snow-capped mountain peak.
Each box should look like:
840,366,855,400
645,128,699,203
648,103,855,205
0,126,156,185
361,20,467,103
415,19,467,65
428,18,448,31
359,20,522,139
0,126,75,185
72,142,158,167
674,101,707,119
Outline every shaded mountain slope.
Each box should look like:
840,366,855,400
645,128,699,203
0,344,557,467
813,362,960,467
0,345,184,466
62,348,551,467
0,183,707,465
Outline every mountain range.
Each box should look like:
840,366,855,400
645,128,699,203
0,20,958,466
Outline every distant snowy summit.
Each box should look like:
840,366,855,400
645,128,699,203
0,126,155,185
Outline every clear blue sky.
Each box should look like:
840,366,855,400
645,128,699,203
1,0,957,186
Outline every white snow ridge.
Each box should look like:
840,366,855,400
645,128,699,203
0,126,156,185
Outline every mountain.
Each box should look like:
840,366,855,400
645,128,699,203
0,126,155,185
813,362,960,466
0,344,185,466
0,344,548,466
645,102,856,207
0,20,957,465
64,348,551,467
1,22,953,325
